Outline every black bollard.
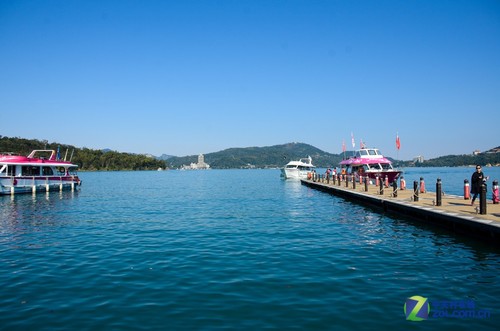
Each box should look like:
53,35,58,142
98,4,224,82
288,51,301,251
364,176,369,192
338,175,341,186
480,182,487,214
392,180,397,197
346,175,349,188
352,175,356,189
413,180,419,201
379,177,384,195
436,178,442,206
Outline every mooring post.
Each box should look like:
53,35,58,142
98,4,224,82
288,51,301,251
392,180,397,197
379,177,384,195
492,180,499,204
464,179,470,200
436,178,442,206
400,176,406,190
480,183,487,214
364,176,369,192
413,180,419,202
420,177,426,193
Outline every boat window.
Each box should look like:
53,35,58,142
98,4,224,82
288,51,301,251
360,150,368,156
381,163,392,170
370,163,381,170
368,150,377,156
42,167,54,176
68,167,78,175
22,166,40,176
7,165,15,176
57,167,66,175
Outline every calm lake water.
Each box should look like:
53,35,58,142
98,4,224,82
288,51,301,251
1,167,499,330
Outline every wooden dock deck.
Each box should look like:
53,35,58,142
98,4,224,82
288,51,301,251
301,177,500,245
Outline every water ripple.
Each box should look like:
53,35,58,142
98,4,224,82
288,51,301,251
0,170,499,330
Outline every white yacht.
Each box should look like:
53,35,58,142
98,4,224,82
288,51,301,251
281,156,315,179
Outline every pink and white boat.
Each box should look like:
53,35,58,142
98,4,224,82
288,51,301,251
0,149,81,195
339,147,402,183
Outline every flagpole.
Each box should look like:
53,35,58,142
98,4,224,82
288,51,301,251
396,132,400,168
351,132,355,157
396,132,398,164
342,140,346,160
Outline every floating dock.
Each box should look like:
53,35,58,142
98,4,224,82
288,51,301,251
301,177,500,245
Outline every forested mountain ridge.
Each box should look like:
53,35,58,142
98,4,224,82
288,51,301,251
1,136,498,170
167,142,343,169
0,136,166,171
406,151,500,167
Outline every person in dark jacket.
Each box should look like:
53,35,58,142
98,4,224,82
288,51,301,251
471,165,488,205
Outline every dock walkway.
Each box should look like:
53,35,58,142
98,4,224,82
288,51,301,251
301,177,500,245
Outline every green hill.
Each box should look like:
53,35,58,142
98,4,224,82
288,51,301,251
2,135,498,170
167,142,343,169
0,136,167,171
404,153,500,167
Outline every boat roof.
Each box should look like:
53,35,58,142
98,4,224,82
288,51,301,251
340,157,392,166
285,156,315,167
340,148,392,166
0,150,78,167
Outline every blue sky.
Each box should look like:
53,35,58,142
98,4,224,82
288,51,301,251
1,0,499,160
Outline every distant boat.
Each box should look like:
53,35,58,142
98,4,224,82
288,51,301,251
281,156,315,179
339,147,402,183
0,150,81,195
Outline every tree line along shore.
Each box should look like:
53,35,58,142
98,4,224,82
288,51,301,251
1,136,499,171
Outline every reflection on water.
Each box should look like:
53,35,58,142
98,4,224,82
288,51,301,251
0,190,79,233
282,179,303,197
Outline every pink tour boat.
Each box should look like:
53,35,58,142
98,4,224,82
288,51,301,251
339,147,402,183
0,149,81,195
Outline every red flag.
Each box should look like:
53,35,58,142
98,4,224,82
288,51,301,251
396,134,401,150
342,140,346,152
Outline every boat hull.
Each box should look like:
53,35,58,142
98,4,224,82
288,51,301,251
281,168,312,180
0,176,81,195
362,170,402,183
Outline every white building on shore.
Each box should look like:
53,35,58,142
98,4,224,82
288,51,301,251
413,155,425,163
182,154,210,170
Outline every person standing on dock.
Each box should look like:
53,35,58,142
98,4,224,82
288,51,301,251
470,165,488,206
